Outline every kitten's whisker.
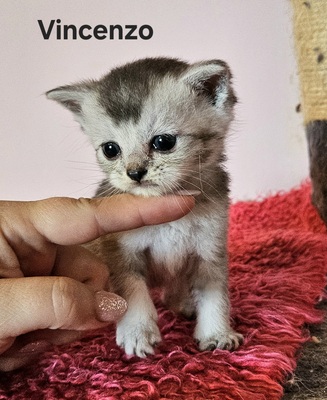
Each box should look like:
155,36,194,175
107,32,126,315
96,185,121,198
67,166,102,172
163,181,197,217
66,160,102,172
163,179,199,216
177,177,221,206
198,154,204,192
177,162,227,175
67,160,100,166
175,165,226,202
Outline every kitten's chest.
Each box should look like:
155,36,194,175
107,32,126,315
119,209,225,275
120,219,193,269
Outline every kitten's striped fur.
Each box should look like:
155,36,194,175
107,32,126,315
47,57,243,357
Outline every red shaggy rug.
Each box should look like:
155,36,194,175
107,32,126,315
1,183,327,400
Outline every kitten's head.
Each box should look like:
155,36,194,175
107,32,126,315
47,57,236,197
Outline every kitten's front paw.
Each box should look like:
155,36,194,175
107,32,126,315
116,318,162,358
196,330,243,351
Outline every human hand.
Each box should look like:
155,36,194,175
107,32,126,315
0,194,194,371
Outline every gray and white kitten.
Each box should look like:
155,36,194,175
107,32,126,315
47,57,243,357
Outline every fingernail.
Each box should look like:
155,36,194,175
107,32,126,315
95,291,127,322
18,340,52,354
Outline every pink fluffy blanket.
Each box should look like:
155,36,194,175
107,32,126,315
0,183,326,400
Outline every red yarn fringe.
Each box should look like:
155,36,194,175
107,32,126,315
1,183,326,400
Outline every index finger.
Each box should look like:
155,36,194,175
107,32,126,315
28,194,195,245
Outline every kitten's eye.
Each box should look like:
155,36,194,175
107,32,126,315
102,142,121,159
151,134,176,152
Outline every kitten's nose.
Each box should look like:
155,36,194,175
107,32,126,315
127,169,147,183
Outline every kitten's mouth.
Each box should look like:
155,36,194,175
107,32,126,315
128,181,161,197
134,181,159,189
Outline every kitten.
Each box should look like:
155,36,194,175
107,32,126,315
47,57,243,357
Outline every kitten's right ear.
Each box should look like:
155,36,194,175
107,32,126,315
46,83,93,115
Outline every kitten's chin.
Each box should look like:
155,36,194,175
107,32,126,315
128,186,202,198
129,185,163,197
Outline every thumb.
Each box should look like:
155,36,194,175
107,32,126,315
0,277,127,348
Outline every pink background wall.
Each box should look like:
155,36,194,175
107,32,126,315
0,0,307,201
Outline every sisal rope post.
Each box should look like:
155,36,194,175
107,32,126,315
291,0,327,124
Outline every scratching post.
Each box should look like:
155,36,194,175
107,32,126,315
291,0,327,224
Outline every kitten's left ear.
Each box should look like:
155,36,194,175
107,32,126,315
182,60,237,107
46,82,94,115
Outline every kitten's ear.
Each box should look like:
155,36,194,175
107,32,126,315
182,60,237,107
46,83,94,115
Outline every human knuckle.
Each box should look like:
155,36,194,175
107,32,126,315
76,197,92,208
51,277,81,327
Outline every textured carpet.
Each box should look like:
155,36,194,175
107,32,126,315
1,183,326,400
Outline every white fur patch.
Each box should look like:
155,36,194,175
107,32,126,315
115,278,161,357
194,280,242,350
